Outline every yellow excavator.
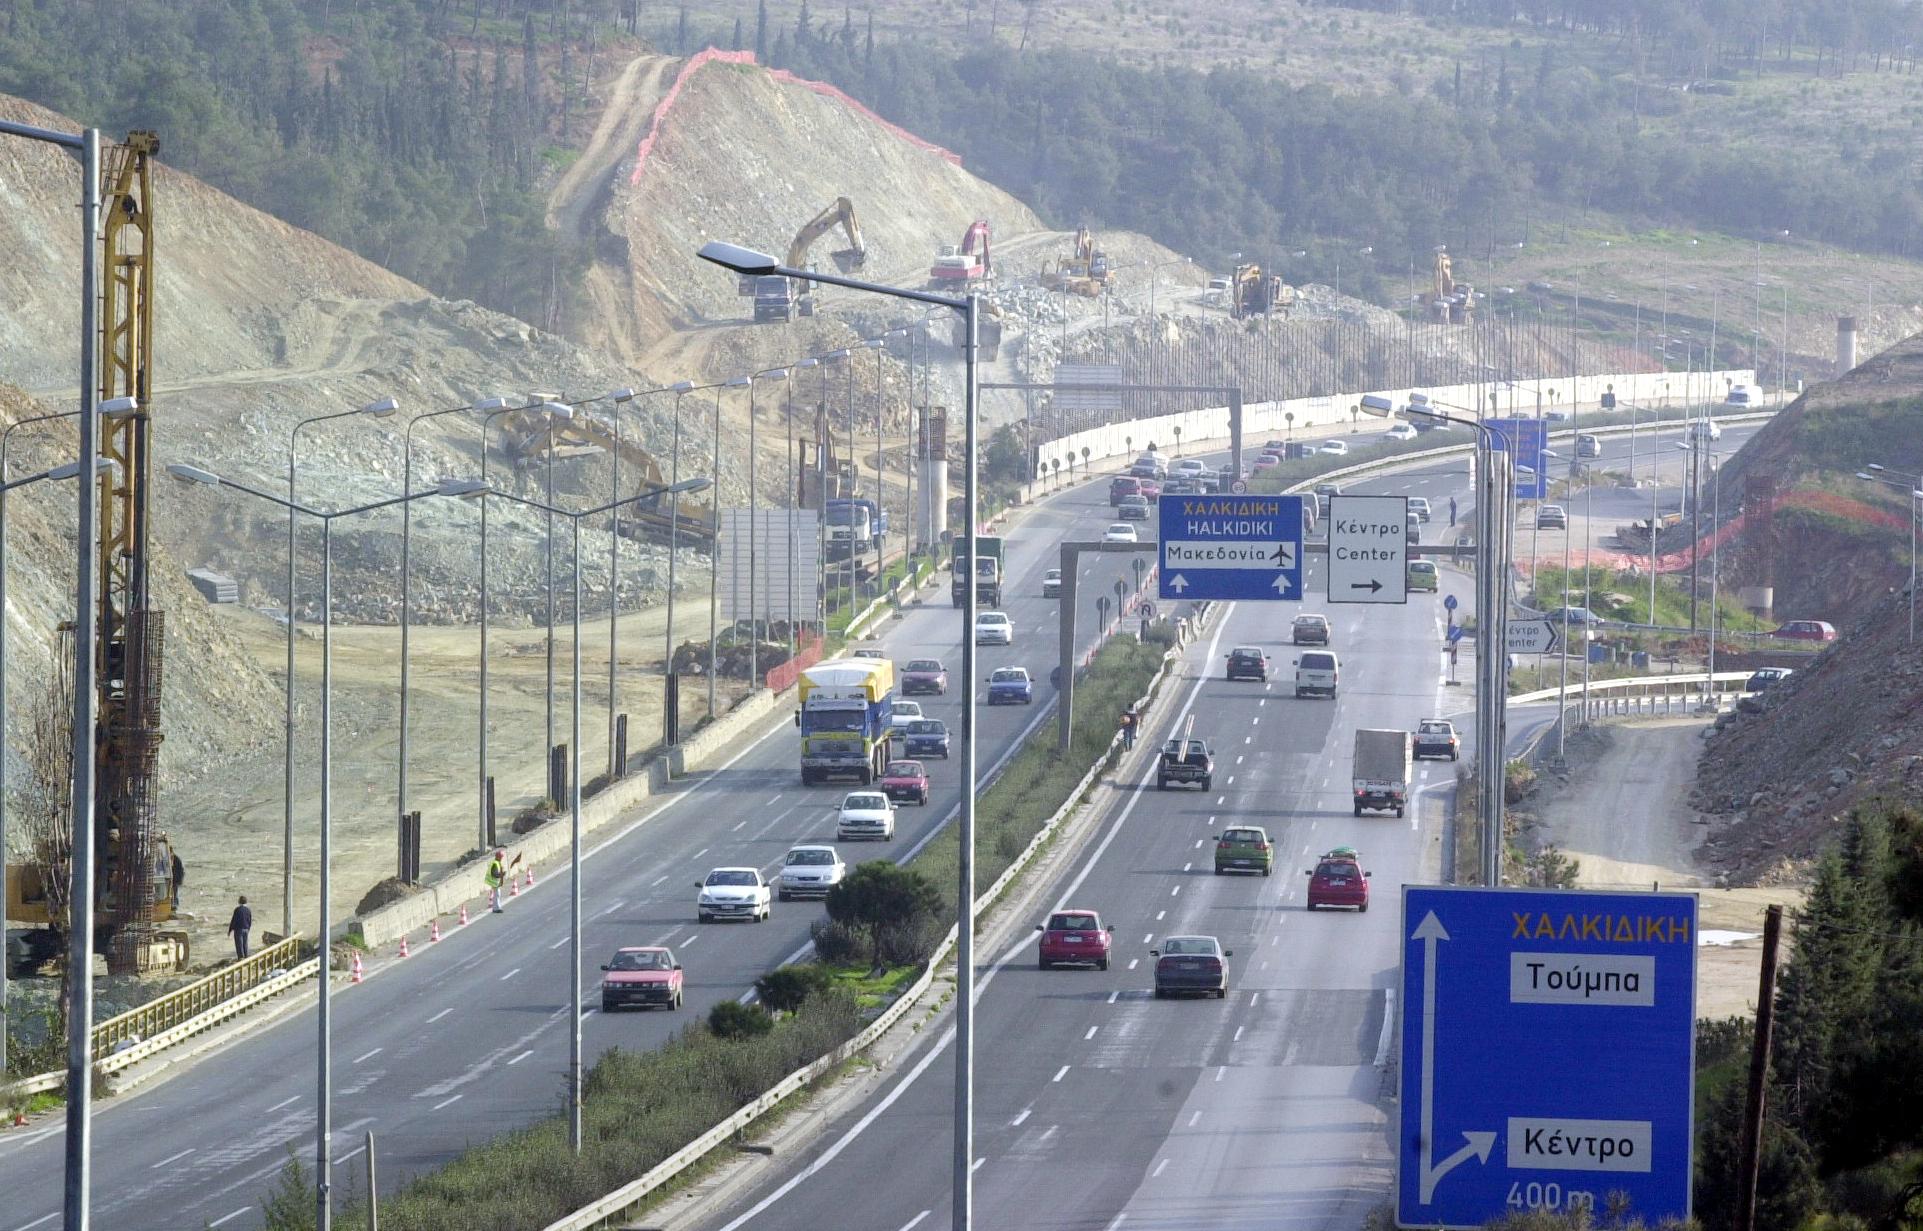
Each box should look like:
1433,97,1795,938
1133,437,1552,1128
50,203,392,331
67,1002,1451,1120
1230,263,1293,319
788,197,868,316
497,406,715,545
1040,226,1111,297
1422,251,1474,324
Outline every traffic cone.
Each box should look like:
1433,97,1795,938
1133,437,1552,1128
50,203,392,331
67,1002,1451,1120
525,866,535,889
430,918,442,944
459,903,469,927
510,876,520,898
398,935,410,959
351,953,364,984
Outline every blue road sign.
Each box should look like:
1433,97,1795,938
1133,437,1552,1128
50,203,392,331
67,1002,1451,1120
1446,623,1466,645
1489,418,1550,500
1397,886,1696,1229
1156,493,1304,601
1444,594,1459,612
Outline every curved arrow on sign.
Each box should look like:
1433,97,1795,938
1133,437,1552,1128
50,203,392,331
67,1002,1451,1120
1414,910,1497,1202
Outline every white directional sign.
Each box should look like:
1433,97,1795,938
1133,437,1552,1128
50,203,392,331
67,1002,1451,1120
1505,618,1562,656
1327,494,1408,604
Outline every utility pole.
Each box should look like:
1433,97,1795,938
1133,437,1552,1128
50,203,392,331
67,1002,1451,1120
1736,904,1784,1231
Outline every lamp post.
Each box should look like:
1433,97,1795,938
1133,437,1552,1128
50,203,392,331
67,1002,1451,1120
819,349,852,617
1859,464,1923,640
747,369,790,687
288,396,400,933
602,387,637,776
867,335,894,597
661,380,697,747
398,396,506,877
1676,438,1721,701
697,240,981,1231
0,446,121,1079
711,377,750,716
790,360,819,657
477,476,710,1155
166,462,467,1231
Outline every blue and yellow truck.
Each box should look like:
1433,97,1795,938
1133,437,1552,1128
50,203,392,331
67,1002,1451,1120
797,657,896,785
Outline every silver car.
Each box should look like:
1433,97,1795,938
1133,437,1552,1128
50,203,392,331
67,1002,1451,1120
777,845,846,901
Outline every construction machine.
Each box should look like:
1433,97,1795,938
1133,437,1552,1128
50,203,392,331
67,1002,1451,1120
785,197,868,318
929,220,993,287
1040,227,1111,297
1230,263,1293,319
1421,251,1474,324
5,132,189,975
497,405,715,545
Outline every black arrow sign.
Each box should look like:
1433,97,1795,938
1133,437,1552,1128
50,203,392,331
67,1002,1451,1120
1349,579,1383,594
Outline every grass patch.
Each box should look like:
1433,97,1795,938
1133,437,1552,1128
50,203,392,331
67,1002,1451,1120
1521,564,1772,633
821,961,920,1010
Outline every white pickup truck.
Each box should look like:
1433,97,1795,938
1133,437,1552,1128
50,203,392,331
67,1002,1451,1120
1352,728,1412,817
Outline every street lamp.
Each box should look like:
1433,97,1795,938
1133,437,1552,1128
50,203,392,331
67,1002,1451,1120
166,461,469,1231
471,476,709,1156
660,380,696,747
1859,465,1923,640
696,239,983,1231
1676,439,1721,699
747,369,790,687
711,376,751,716
287,395,399,934
819,348,853,619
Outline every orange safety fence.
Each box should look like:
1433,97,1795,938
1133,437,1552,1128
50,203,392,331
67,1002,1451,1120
765,634,827,693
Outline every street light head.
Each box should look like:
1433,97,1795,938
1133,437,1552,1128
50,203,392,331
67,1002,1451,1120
670,380,695,394
437,477,491,499
797,358,820,370
824,348,851,361
360,396,401,418
44,456,118,482
540,401,574,420
1856,472,1877,482
724,376,752,389
696,241,780,277
472,396,510,412
607,388,637,403
1868,463,1888,472
166,462,222,486
99,396,140,417
759,368,790,382
667,477,712,495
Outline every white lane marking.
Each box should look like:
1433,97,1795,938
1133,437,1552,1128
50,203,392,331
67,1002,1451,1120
1084,1026,1098,1041
1259,960,1268,970
1152,1157,1170,1178
1375,989,1397,1068
1170,886,1180,897
1251,992,1261,1006
1233,1025,1245,1042
1227,776,1235,785
152,1148,195,1168
507,1049,534,1066
1128,959,1139,970
432,1094,463,1110
353,1048,382,1064
1258,698,1266,707
1183,862,1192,872
1215,1066,1227,1082
266,1094,301,1112
897,1214,932,1231
334,1141,368,1166
1156,910,1166,921
682,933,700,946
650,875,669,887
1236,755,1244,765
1104,1215,1127,1231
1142,932,1153,944
549,936,570,951
14,1216,60,1231
1011,1108,1032,1127
1188,1110,1202,1127
1252,716,1260,726
1215,795,1225,805
1040,1124,1059,1143
499,968,521,981
767,793,784,806
732,819,748,831
1051,1065,1070,1083
1243,736,1251,745
693,847,710,860
971,1156,987,1173
425,1008,454,1025
1193,839,1203,849
1107,991,1119,1004
209,1210,251,1229
596,899,627,916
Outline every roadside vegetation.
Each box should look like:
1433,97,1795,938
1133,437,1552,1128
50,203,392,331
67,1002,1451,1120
1521,565,1773,636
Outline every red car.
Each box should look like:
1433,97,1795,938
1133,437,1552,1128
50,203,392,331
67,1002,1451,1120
1251,454,1280,471
1772,619,1836,642
880,759,930,806
1136,477,1162,503
1036,908,1112,970
1305,851,1371,912
599,946,683,1011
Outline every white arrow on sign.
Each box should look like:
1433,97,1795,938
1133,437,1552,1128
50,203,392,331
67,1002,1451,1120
1272,574,1293,596
1414,911,1497,1203
1505,618,1562,656
1167,574,1190,593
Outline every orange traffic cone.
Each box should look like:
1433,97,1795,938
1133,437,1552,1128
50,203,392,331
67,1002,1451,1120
510,876,520,898
459,903,470,927
351,953,364,984
398,935,410,959
430,918,442,943
524,866,535,890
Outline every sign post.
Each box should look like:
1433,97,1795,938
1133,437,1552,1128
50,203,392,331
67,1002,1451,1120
1397,886,1698,1229
1156,493,1304,602
1327,494,1409,604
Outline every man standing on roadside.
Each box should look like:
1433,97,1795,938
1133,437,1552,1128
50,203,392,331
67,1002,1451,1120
227,896,253,959
1119,708,1137,751
486,849,508,913
1449,495,1458,527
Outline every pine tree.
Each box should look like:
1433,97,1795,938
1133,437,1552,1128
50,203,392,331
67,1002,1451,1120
732,16,744,49
755,0,769,62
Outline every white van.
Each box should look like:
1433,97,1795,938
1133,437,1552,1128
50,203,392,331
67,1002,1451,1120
1295,650,1340,699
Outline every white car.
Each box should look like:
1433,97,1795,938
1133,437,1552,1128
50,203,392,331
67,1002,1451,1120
777,845,846,901
696,867,772,923
1104,522,1139,543
1384,423,1418,441
890,700,925,729
1689,418,1723,441
1408,496,1432,522
1175,458,1207,476
1319,439,1349,456
836,790,897,841
974,611,1014,645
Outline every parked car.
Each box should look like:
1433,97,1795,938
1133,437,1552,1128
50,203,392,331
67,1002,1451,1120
974,611,1014,645
1319,439,1350,456
1151,935,1231,999
1543,605,1600,626
1745,667,1795,691
777,844,846,900
1408,496,1432,522
1305,851,1372,912
1384,423,1418,442
835,790,897,841
1108,476,1142,506
599,946,683,1011
1036,909,1112,970
880,759,931,806
1291,613,1332,645
903,718,950,759
1536,504,1568,530
1772,619,1836,642
1041,569,1062,598
1413,718,1460,761
987,666,1035,705
1104,523,1139,543
889,700,925,730
1213,826,1274,876
1225,646,1269,681
1295,650,1339,698
696,867,772,923
1407,560,1440,592
901,659,949,696
1117,494,1151,521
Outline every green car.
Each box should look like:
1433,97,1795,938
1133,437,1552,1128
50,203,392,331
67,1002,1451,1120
1213,826,1274,876
1407,559,1439,592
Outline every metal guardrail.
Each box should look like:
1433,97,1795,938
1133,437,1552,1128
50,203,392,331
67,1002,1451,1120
1510,670,1761,734
88,934,306,1056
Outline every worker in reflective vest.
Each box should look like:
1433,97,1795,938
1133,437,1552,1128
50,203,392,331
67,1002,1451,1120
485,849,507,914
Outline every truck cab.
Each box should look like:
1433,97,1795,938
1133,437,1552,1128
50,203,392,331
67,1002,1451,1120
753,275,796,323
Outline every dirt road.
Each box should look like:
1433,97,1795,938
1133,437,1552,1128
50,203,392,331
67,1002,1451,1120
1529,718,1803,1019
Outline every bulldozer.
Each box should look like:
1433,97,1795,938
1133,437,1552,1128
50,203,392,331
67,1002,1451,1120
1421,251,1474,324
1230,263,1293,319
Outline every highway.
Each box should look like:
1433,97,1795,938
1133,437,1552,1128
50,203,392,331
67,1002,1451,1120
692,416,1765,1231
0,414,1760,1231
0,465,1155,1230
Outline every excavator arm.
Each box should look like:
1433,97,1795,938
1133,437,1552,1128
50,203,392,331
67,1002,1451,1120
498,407,715,544
786,197,868,274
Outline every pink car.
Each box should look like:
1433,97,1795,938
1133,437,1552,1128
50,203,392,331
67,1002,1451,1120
599,946,683,1012
881,759,931,806
1036,908,1112,970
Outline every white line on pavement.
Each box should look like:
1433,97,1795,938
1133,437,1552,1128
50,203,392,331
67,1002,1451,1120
1051,1065,1070,1083
499,968,520,981
1011,1108,1031,1127
266,1094,301,1112
1128,959,1139,970
432,1095,462,1111
596,899,627,916
425,1008,453,1025
1084,1026,1098,1041
549,936,569,950
1233,1026,1244,1042
1156,910,1165,921
1375,989,1397,1067
896,1213,931,1231
1152,1158,1170,1178
208,1209,250,1229
1252,992,1261,1006
151,1148,195,1168
353,1048,382,1064
1107,991,1119,1004
507,1050,534,1066
650,874,669,887
1189,1110,1202,1127
1215,1066,1227,1082
972,1156,987,1173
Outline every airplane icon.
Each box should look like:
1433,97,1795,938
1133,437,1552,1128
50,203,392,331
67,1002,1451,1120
1269,542,1296,568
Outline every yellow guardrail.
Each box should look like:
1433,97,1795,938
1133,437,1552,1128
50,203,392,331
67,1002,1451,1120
90,934,305,1058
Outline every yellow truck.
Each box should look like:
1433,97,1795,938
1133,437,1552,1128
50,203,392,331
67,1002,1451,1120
796,658,897,786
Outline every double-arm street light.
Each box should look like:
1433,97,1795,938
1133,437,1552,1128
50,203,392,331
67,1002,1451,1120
710,376,751,716
697,239,985,1231
478,477,711,1156
1675,438,1722,699
167,461,475,1231
746,368,790,687
287,396,400,934
1858,463,1923,640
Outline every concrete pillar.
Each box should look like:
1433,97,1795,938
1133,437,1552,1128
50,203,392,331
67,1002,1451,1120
1838,316,1859,375
917,454,948,547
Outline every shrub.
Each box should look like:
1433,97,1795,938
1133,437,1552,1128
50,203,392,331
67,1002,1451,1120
826,862,944,972
755,964,833,1014
808,918,865,964
706,1000,774,1040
